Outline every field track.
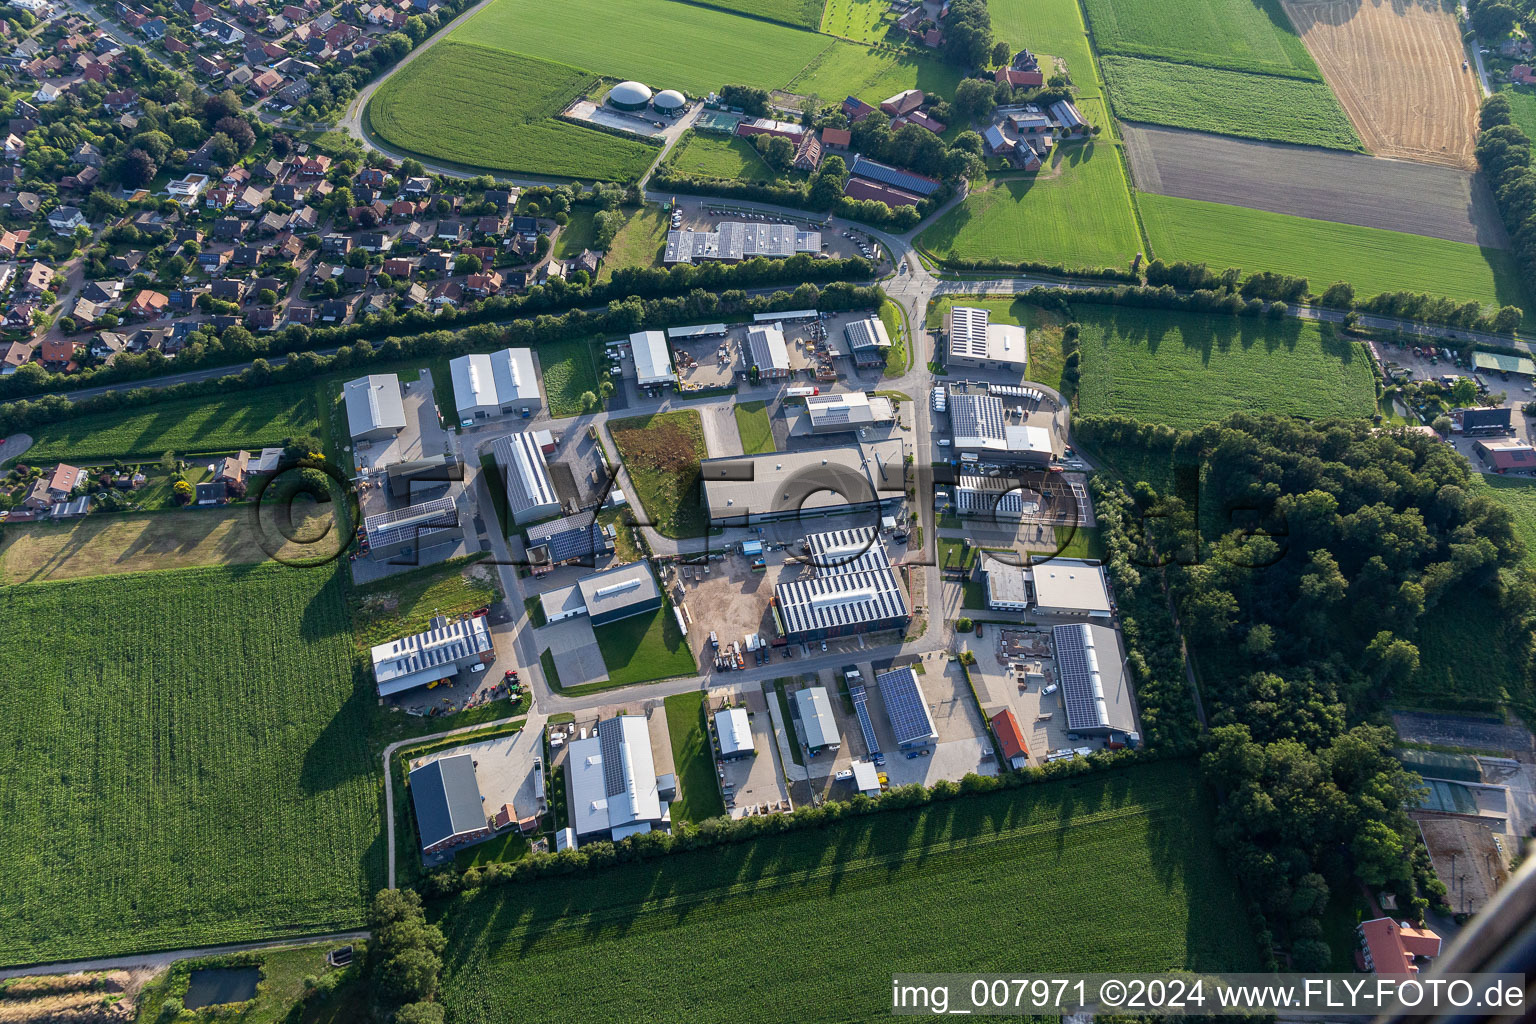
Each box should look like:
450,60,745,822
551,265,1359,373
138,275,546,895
1282,0,1479,168
1123,124,1506,246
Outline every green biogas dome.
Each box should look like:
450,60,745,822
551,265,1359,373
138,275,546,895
607,80,653,111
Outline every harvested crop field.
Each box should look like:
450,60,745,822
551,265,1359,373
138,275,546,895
1281,0,1479,168
1123,124,1506,246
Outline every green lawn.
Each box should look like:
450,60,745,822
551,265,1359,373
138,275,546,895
0,564,379,966
701,0,825,29
368,44,657,180
608,410,709,538
455,0,833,95
669,133,779,182
19,386,318,463
880,299,908,378
436,759,1261,1022
917,145,1141,271
1082,0,1320,79
553,207,597,259
733,400,775,454
1074,304,1376,429
348,554,499,649
1103,56,1361,151
1403,588,1529,715
925,295,1071,391
663,692,727,822
537,338,600,417
988,0,1103,98
1471,472,1536,567
1495,82,1536,142
133,942,371,1024
592,601,698,688
456,832,530,869
819,0,891,44
786,38,964,103
1140,193,1529,314
598,205,670,281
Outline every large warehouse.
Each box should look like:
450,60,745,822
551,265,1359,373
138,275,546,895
577,562,663,626
490,431,561,525
409,752,490,856
370,613,495,697
449,348,541,424
343,373,406,442
701,439,905,527
567,714,674,845
805,391,895,434
629,330,675,387
1051,622,1136,737
949,392,1053,465
663,221,821,264
794,686,840,754
1032,559,1112,618
875,666,937,749
774,526,909,642
943,306,1029,372
363,494,462,560
746,323,791,379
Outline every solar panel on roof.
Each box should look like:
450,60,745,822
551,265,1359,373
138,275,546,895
1053,623,1110,732
876,667,935,746
849,683,882,758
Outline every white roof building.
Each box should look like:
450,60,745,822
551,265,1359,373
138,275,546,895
490,432,561,525
746,324,790,377
794,686,840,752
449,348,541,422
944,306,1029,371
370,614,494,697
1031,559,1112,617
715,707,754,759
567,715,671,843
343,373,406,441
629,330,675,387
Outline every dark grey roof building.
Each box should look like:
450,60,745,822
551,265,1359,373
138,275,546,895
409,752,491,855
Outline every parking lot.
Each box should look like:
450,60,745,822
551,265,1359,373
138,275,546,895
705,684,792,817
867,656,998,787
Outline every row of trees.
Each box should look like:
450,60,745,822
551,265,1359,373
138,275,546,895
1478,95,1536,303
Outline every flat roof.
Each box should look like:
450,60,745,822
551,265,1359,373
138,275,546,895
371,614,494,697
409,752,485,851
538,583,585,620
701,440,905,521
629,330,674,385
450,348,539,413
663,222,820,263
805,391,894,430
984,558,1030,606
876,666,937,746
343,373,406,437
795,686,839,750
1031,558,1111,614
577,562,660,620
715,707,753,757
850,758,881,794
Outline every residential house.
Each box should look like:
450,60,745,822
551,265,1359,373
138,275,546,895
0,340,31,373
880,89,924,117
91,331,130,361
127,289,169,317
21,261,53,295
80,279,122,304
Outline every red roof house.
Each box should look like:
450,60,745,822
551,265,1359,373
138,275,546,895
990,709,1029,769
1357,918,1442,976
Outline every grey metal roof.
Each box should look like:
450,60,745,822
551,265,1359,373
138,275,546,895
370,615,494,696
776,529,907,635
843,316,891,351
491,432,559,521
950,392,1007,445
364,494,458,550
664,222,821,263
1052,623,1112,732
795,686,839,750
747,324,790,372
875,666,937,746
577,562,659,621
343,374,406,437
568,715,664,839
409,752,485,850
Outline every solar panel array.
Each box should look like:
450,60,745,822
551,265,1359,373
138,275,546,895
849,683,882,758
364,494,458,549
876,667,936,747
850,155,941,196
525,509,606,564
778,529,908,637
599,722,626,798
949,393,1007,443
1052,623,1111,733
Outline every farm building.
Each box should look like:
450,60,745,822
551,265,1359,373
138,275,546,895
370,613,495,697
1473,351,1536,377
843,177,923,208
1474,438,1536,472
746,324,791,379
794,686,840,754
805,391,895,434
944,306,1028,371
949,392,1052,465
983,559,1030,611
875,666,936,749
663,222,821,264
1357,918,1441,976
607,80,653,111
1050,622,1135,738
793,132,823,171
841,95,878,121
1032,559,1112,618
652,88,686,114
821,127,851,150
995,49,1044,87
490,431,561,525
343,373,406,441
449,348,541,423
667,323,728,341
409,752,491,855
991,709,1029,769
880,89,924,117
700,439,905,527
715,707,754,760
567,714,674,845
1459,406,1512,435
363,494,462,560
1050,100,1088,135
774,527,909,642
736,117,804,142
525,508,611,573
848,154,940,197
577,562,662,626
843,316,892,367
629,330,675,387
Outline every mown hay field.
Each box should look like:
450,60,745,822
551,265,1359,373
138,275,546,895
0,564,380,966
368,44,656,181
917,144,1141,270
437,760,1261,1023
668,133,780,182
1082,0,1320,78
786,37,964,103
1074,304,1376,428
597,206,669,282
699,0,825,28
608,410,708,538
1140,193,1529,315
1103,56,1360,150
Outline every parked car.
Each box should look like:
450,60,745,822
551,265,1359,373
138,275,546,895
834,769,854,781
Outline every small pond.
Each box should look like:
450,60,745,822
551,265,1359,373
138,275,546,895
183,966,260,1009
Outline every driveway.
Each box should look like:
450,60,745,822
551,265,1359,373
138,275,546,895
536,616,607,688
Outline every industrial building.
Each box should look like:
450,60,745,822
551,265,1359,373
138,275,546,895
667,323,727,342
577,562,662,625
525,508,611,573
943,306,1029,372
449,348,541,424
844,316,892,367
1473,351,1536,377
343,373,406,441
746,323,791,379
774,527,909,642
386,455,462,501
701,439,905,527
794,686,840,754
983,558,1030,611
409,752,490,855
1474,437,1536,472
956,475,1032,520
1032,559,1112,618
875,666,937,749
629,330,675,387
805,391,895,434
652,88,686,115
715,707,754,760
990,709,1029,769
1051,622,1135,738
663,222,821,264
607,80,652,111
567,714,674,845
949,392,1053,465
370,613,495,697
1460,406,1512,435
490,432,561,525
363,494,462,560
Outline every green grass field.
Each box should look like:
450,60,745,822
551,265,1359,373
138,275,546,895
134,942,372,1024
436,759,1261,1022
598,206,670,281
1403,589,1528,714
989,0,1102,97
669,132,779,182
1102,57,1360,150
1074,304,1376,428
1471,472,1536,566
786,38,964,101
608,410,709,538
1082,0,1319,79
917,146,1141,270
1140,194,1529,313
925,295,1071,391
0,564,379,966
592,601,697,687
19,386,317,463
349,555,499,649
663,692,727,822
537,338,601,417
1495,83,1536,141
733,401,775,454
819,0,890,43
880,298,907,377
456,0,832,95
553,207,597,259
697,0,825,29
368,44,656,180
